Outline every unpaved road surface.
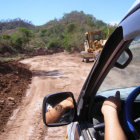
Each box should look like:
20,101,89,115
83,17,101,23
0,52,92,140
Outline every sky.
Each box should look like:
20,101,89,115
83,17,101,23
0,0,136,26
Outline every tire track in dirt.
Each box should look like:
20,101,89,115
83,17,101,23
0,52,92,140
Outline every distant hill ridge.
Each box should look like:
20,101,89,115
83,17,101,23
0,18,34,33
40,11,106,29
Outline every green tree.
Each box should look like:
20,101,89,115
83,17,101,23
18,28,33,45
100,26,108,39
95,20,106,29
11,34,23,51
66,23,77,33
1,34,11,40
46,39,61,49
40,29,47,37
101,25,116,39
86,15,95,27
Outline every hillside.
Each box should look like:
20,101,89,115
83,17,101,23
0,11,116,56
0,18,34,33
35,11,116,52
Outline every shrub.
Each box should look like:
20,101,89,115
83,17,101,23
0,39,15,54
46,39,61,50
1,34,11,40
66,23,77,33
30,38,46,48
40,29,47,37
18,28,33,45
11,35,23,51
62,32,84,52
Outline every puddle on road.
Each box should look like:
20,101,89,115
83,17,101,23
32,69,68,79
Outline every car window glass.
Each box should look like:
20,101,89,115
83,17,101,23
97,36,140,99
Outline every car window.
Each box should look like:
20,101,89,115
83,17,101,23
97,36,140,98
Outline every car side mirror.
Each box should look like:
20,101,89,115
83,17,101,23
42,92,77,127
115,48,132,69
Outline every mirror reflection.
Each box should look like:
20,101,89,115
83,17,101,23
117,51,129,65
44,92,75,124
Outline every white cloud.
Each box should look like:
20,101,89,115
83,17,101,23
108,21,119,26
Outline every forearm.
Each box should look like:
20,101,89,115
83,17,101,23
104,110,127,140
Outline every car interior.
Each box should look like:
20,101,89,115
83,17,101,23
89,93,140,139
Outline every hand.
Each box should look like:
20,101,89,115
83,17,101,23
59,97,74,109
101,91,121,115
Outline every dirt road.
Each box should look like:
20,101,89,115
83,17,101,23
0,52,92,140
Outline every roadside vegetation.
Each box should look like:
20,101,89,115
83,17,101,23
0,11,116,61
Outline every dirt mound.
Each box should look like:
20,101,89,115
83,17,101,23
0,61,32,133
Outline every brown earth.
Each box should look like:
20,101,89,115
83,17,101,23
0,52,93,140
0,61,32,133
0,49,139,140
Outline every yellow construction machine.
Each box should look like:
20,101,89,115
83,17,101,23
81,30,106,62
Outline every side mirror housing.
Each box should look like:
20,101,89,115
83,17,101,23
42,92,77,127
